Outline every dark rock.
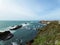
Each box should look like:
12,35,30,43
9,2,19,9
0,31,13,41
26,40,34,45
10,25,22,30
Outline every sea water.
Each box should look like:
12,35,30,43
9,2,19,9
0,21,43,45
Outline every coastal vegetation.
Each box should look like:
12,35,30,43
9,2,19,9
32,21,60,45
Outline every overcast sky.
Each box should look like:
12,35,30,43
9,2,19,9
0,0,60,20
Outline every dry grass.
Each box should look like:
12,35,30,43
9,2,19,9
32,21,60,45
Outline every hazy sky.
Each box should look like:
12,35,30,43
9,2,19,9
0,0,60,20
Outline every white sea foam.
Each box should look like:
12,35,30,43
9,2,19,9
22,23,30,27
0,23,30,33
0,27,16,33
12,42,18,45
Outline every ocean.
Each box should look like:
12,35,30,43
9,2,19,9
0,21,43,45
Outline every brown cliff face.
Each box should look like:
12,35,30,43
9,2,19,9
26,40,34,45
26,42,32,45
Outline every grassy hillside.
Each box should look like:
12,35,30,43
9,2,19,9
32,21,60,45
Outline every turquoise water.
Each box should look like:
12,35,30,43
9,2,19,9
0,21,43,45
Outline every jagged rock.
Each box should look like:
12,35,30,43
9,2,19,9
10,25,22,30
0,31,13,41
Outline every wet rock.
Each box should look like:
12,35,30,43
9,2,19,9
10,25,22,30
0,31,13,41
